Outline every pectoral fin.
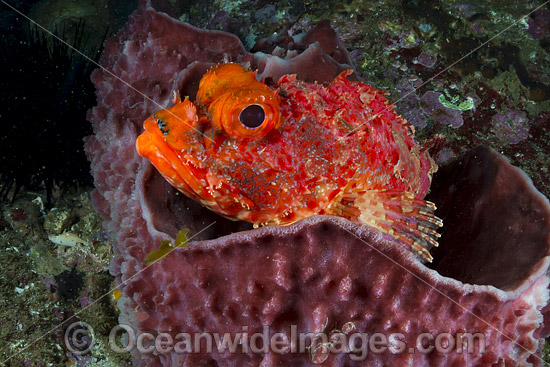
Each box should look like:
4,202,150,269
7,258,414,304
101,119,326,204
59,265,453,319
328,190,442,262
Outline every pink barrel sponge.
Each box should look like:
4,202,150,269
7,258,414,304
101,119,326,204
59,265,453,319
85,2,550,366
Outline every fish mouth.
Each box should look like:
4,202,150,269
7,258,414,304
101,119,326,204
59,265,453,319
135,116,239,239
136,116,212,205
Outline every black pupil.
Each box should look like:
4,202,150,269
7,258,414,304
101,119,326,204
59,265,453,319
239,105,265,128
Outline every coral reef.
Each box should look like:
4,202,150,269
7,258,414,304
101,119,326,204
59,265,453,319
0,188,127,366
3,0,550,365
0,3,129,363
85,1,550,366
323,0,550,198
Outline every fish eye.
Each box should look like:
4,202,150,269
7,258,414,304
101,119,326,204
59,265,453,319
239,105,265,129
207,87,281,140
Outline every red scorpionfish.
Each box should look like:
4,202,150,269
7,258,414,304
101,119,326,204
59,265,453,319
136,63,442,261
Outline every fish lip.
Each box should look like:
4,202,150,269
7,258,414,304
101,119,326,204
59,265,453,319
137,124,213,204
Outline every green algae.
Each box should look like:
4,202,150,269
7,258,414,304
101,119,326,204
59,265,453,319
145,228,190,265
438,93,475,111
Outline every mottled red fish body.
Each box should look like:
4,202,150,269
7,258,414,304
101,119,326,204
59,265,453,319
136,63,441,261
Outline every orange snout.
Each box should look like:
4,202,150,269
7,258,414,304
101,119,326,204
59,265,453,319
135,99,211,203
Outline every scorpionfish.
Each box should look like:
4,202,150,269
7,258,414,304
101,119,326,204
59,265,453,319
136,63,442,261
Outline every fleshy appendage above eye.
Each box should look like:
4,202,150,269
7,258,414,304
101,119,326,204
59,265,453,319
195,63,282,140
208,86,281,140
196,63,258,106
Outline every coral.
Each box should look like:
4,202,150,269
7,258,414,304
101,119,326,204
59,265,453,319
491,109,530,145
420,91,467,128
249,19,357,84
85,2,550,366
0,188,125,366
527,8,550,42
